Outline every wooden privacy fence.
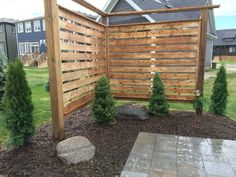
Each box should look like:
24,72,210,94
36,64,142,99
44,0,219,140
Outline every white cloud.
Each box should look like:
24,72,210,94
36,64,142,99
0,0,108,20
213,0,236,16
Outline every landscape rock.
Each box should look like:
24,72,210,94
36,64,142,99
56,136,95,164
116,103,149,121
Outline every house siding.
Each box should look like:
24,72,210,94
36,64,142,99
205,38,213,67
16,18,46,56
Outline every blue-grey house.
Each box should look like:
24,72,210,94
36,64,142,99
16,16,46,57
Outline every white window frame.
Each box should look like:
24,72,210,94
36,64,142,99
229,46,236,53
17,23,24,33
19,42,25,55
42,19,46,31
25,22,32,33
34,20,41,32
25,42,30,54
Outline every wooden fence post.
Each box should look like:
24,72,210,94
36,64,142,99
44,0,65,140
196,9,209,95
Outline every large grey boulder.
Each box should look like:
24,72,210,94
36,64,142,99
116,103,149,121
56,136,95,164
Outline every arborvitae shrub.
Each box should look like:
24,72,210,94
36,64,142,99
3,60,34,146
92,77,115,124
210,65,228,115
193,96,204,115
0,57,5,110
148,73,169,117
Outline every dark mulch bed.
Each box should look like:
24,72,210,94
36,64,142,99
0,106,236,177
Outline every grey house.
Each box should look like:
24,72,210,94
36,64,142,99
213,29,236,57
98,0,217,67
0,18,18,60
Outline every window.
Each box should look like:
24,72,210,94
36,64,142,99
0,43,5,54
19,42,25,55
0,25,4,33
34,20,41,32
18,23,24,33
25,42,30,54
25,22,32,33
42,19,46,31
229,46,236,53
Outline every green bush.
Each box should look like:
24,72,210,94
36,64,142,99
0,53,8,110
193,96,203,115
2,60,34,146
148,73,169,117
210,65,228,115
44,81,50,92
92,77,115,124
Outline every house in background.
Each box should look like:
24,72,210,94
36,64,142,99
97,0,217,67
0,18,18,60
213,29,236,61
16,16,46,58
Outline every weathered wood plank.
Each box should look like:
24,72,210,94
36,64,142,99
109,28,199,39
61,52,105,61
60,42,105,52
61,61,106,71
108,36,199,46
109,51,197,59
109,44,198,53
110,59,197,66
108,21,199,33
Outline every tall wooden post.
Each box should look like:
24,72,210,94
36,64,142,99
102,16,109,79
44,0,65,140
196,9,209,95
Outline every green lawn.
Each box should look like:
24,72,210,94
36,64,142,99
0,67,235,144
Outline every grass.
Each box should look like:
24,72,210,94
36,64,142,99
0,66,235,144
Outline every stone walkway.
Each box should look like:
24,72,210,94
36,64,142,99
121,133,236,177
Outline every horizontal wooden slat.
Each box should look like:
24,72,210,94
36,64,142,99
64,92,94,115
60,31,105,45
109,44,198,53
62,67,106,81
61,61,106,71
110,79,196,87
108,36,199,46
110,66,197,73
112,92,195,101
110,59,197,66
109,28,199,39
60,42,105,52
64,84,95,102
61,52,105,61
109,52,197,59
58,6,105,32
63,75,104,92
108,21,199,33
59,20,104,38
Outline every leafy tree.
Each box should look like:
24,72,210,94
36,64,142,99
92,77,115,124
148,73,169,117
210,65,228,115
2,60,34,146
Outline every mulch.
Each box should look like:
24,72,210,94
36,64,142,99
0,105,236,177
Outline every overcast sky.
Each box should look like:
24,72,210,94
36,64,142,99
0,0,235,29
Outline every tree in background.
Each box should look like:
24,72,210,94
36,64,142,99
92,77,115,124
0,53,7,109
210,65,228,115
2,60,34,146
148,73,169,117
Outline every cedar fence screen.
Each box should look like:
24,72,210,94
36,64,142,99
44,0,219,139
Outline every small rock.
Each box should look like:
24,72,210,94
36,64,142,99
116,103,149,121
56,136,95,164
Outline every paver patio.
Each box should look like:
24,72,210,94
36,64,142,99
121,133,236,177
